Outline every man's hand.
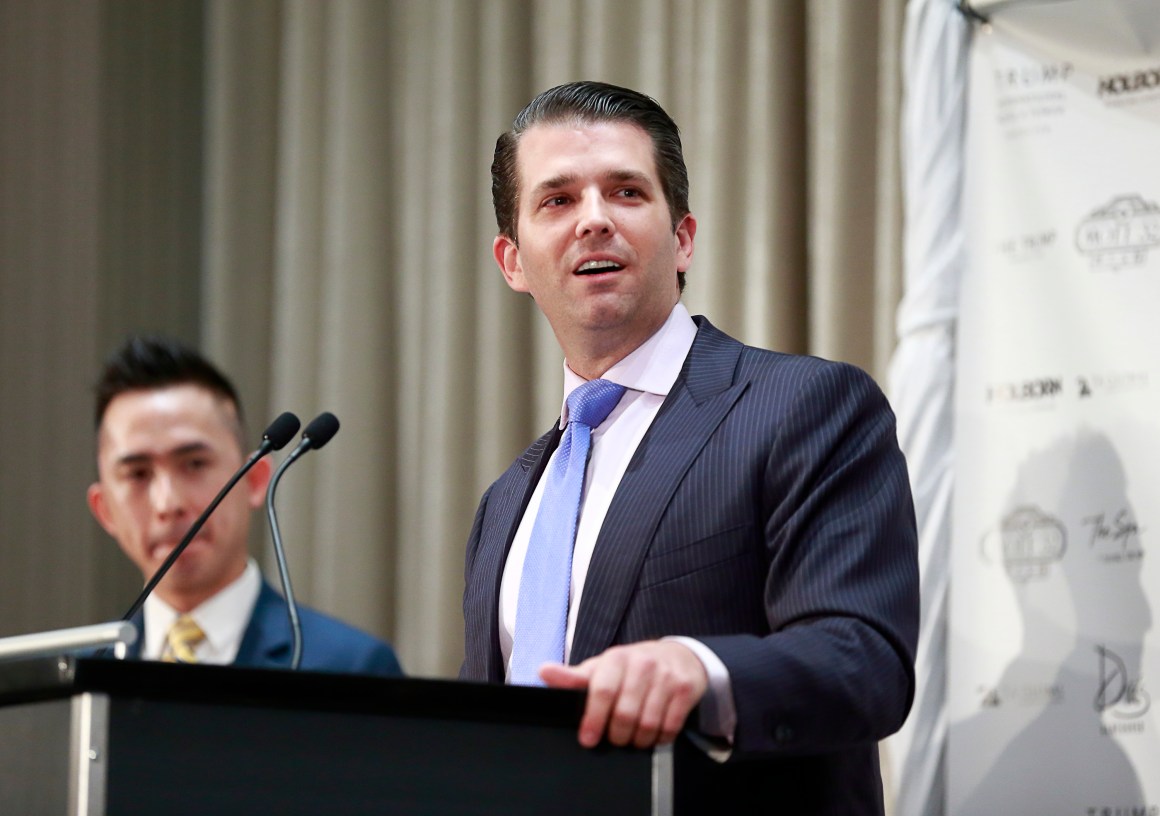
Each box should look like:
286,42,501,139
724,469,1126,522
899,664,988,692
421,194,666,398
539,640,709,749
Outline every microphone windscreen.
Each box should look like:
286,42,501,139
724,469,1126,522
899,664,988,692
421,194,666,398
264,412,302,450
302,412,340,449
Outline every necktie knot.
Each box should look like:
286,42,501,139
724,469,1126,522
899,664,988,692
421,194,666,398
162,614,206,664
566,379,626,430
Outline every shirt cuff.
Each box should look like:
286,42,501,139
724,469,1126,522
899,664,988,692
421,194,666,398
665,635,736,761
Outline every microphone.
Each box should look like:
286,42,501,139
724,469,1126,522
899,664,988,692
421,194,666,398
120,412,301,623
265,412,340,670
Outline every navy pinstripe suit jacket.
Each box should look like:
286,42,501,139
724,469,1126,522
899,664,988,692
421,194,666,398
461,317,918,814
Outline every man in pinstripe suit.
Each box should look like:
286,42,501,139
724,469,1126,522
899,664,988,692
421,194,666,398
461,81,918,814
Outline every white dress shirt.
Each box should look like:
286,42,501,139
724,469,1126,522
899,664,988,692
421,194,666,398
499,303,736,745
142,558,262,664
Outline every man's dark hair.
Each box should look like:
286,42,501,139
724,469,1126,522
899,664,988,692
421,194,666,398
93,335,246,445
491,80,691,292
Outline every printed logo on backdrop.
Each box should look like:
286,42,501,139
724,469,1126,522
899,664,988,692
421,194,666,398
994,61,1074,91
1095,645,1150,735
1085,806,1160,816
1078,371,1151,400
985,376,1064,409
992,60,1072,139
980,506,1066,582
975,681,1063,710
1098,64,1160,109
1075,195,1160,270
998,228,1057,264
1083,508,1146,564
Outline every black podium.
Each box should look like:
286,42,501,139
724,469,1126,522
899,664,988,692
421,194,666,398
0,656,683,815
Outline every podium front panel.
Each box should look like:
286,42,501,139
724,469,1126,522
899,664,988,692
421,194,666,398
0,657,663,815
102,693,653,815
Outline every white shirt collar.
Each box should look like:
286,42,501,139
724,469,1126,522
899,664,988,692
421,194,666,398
142,559,262,661
559,302,697,426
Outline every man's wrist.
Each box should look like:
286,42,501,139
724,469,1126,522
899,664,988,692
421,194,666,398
663,636,737,743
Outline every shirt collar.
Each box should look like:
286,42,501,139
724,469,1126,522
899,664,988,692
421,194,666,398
143,559,262,657
559,302,698,426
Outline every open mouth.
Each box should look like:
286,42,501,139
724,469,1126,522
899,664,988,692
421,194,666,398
150,536,207,561
575,259,624,275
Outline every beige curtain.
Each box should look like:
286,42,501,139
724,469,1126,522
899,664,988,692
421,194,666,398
198,0,905,680
1,0,208,635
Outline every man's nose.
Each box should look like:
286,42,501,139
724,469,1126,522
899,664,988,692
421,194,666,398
150,472,188,518
575,192,614,238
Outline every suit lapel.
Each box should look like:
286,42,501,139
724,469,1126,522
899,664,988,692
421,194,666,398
473,426,561,681
570,319,748,662
235,580,291,667
128,610,145,659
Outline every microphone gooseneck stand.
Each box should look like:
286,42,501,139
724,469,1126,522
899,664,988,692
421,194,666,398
264,412,341,671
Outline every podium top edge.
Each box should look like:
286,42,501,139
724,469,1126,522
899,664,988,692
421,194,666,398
0,656,587,730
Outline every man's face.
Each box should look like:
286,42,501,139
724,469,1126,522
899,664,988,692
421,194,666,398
87,384,268,612
493,121,695,366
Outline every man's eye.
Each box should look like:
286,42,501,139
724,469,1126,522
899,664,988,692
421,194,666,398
184,458,210,473
125,468,150,483
618,187,641,198
543,195,569,208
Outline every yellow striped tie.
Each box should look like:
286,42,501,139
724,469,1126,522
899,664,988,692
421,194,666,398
161,615,206,664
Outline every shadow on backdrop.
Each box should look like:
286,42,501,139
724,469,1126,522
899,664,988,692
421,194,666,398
951,429,1150,814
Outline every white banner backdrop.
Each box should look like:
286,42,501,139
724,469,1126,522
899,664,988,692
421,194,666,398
948,5,1160,815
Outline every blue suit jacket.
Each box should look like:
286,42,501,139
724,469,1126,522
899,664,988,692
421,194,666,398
131,579,402,677
461,318,918,815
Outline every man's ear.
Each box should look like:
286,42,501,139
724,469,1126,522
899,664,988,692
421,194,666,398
87,482,118,537
493,234,528,293
244,457,272,510
674,212,697,274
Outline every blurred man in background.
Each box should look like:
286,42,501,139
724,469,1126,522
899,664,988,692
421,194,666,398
88,335,401,675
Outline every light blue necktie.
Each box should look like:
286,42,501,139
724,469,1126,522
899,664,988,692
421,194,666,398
510,378,626,686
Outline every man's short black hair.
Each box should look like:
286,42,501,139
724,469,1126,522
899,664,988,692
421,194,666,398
93,335,245,440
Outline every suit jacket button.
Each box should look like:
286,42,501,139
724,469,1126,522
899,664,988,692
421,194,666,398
774,725,794,743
